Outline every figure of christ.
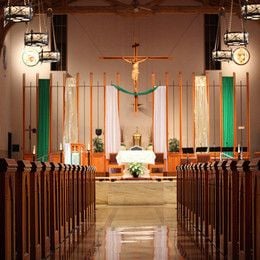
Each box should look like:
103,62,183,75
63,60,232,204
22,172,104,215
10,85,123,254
123,57,148,82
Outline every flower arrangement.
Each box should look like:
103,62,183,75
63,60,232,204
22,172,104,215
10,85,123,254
93,136,104,152
128,162,144,177
169,138,179,152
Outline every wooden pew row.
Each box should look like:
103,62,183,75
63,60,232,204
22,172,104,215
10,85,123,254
177,159,260,259
0,159,96,259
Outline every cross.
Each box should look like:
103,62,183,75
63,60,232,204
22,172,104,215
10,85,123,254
100,43,171,111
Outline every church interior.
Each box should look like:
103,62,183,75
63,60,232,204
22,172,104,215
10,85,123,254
0,0,260,259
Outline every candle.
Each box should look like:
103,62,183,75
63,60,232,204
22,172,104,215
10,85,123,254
238,144,240,153
32,145,36,155
87,143,90,151
59,142,63,151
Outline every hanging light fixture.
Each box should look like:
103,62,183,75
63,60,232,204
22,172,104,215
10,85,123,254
39,9,60,63
212,8,233,62
241,0,260,20
4,0,33,24
224,0,249,46
24,0,48,47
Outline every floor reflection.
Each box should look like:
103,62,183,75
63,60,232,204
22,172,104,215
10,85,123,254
52,206,206,259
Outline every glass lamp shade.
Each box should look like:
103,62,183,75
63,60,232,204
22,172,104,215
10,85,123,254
4,4,33,23
212,49,233,62
242,4,260,20
224,31,249,46
39,50,60,63
24,31,48,47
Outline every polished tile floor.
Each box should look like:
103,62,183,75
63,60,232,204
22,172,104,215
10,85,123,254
55,205,206,259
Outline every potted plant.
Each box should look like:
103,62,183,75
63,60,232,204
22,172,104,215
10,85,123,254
128,162,144,178
169,138,179,152
93,136,104,152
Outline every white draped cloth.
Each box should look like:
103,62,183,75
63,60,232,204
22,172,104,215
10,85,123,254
105,85,121,159
153,86,167,159
194,76,209,148
63,77,78,164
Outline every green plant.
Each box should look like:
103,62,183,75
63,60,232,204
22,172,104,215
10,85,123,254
169,138,179,152
93,136,104,152
128,162,144,177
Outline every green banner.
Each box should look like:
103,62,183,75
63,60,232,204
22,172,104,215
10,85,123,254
112,84,159,96
37,79,50,161
222,77,234,156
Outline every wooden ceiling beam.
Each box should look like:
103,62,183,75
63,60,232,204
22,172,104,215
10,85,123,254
51,5,237,14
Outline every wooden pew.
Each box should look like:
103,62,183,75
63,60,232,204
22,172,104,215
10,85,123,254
16,160,31,260
0,159,17,260
218,160,228,258
40,162,51,258
30,161,42,259
251,159,260,259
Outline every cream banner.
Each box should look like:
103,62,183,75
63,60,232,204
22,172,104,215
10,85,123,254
194,76,209,148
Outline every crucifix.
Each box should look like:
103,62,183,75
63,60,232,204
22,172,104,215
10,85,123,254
100,43,171,111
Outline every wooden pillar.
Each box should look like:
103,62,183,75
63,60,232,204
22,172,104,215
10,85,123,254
103,73,106,157
0,159,17,260
49,73,53,154
165,72,169,165
206,72,210,148
233,72,237,154
179,72,183,151
23,74,26,155
219,72,223,148
192,72,195,149
90,73,93,152
76,73,80,141
152,73,155,145
246,72,250,157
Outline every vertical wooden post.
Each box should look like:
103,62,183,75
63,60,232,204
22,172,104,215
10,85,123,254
206,72,210,148
165,72,169,147
36,73,39,157
23,74,26,155
233,72,237,154
116,72,120,113
152,73,156,145
76,73,80,142
179,72,183,151
90,73,93,152
62,73,66,148
219,72,223,148
246,72,250,158
49,73,53,154
192,72,195,149
103,73,107,155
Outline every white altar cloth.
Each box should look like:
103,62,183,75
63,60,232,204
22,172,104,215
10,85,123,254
116,150,155,165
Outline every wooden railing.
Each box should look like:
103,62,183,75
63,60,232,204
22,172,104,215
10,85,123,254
0,159,96,259
177,159,260,259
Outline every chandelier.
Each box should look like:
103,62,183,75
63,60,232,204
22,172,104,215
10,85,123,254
224,0,249,46
4,1,33,24
241,1,260,20
212,49,233,62
39,10,60,63
24,1,48,47
212,9,233,62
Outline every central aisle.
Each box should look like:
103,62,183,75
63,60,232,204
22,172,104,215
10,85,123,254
68,205,205,259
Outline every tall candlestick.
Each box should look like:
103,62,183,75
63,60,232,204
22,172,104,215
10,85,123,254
32,145,36,155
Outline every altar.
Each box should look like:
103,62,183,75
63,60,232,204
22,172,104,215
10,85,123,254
116,150,155,164
116,150,155,178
